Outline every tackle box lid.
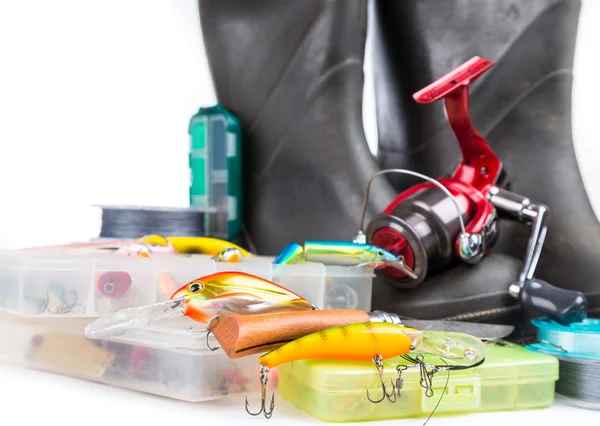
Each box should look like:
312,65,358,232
279,341,559,394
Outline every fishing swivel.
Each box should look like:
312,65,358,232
245,365,275,419
364,353,448,404
395,365,407,398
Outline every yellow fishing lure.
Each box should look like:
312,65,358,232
258,322,419,368
138,234,251,257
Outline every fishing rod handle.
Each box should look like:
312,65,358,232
211,310,375,359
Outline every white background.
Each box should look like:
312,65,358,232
1,0,600,425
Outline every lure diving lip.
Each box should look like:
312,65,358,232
84,298,186,338
84,271,313,339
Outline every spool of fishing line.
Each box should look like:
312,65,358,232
525,318,600,410
97,205,216,239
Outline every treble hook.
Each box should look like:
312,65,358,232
246,365,275,418
366,354,397,403
205,314,221,351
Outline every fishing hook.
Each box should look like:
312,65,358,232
366,354,397,403
205,314,221,351
245,365,275,418
41,289,86,315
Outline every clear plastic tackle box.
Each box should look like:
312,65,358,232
278,340,559,423
0,312,272,402
0,250,374,317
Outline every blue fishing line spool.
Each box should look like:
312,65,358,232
531,318,600,355
525,318,600,410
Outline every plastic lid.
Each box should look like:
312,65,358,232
532,318,600,356
533,318,600,334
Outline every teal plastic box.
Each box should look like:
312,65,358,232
188,104,242,241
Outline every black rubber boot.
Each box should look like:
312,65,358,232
199,0,397,255
370,0,595,329
370,0,447,191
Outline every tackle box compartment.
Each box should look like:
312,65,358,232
0,312,270,402
0,249,373,317
277,340,559,423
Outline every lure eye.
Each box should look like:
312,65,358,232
464,347,476,361
377,250,385,257
188,281,204,293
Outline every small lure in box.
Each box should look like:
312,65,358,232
277,340,559,423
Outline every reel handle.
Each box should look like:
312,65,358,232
519,279,588,325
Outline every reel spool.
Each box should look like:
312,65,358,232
525,318,600,410
97,205,215,239
358,169,498,288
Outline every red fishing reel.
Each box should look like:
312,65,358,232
358,56,588,325
358,56,589,326
361,57,504,288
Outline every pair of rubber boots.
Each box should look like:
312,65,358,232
198,0,597,337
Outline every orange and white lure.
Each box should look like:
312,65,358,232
84,271,314,339
245,322,485,419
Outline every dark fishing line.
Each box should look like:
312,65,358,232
398,355,482,425
98,206,212,239
423,359,450,426
556,357,600,406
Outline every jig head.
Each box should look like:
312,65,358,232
273,241,417,279
96,272,132,299
84,271,313,338
29,283,86,315
245,322,485,418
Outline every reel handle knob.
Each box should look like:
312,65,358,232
518,279,588,325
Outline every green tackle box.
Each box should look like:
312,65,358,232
188,104,242,241
277,340,559,422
